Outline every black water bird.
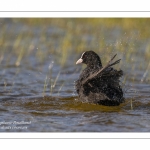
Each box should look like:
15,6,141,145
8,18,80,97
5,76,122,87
75,51,124,106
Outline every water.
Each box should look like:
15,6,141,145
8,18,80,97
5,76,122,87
0,18,150,132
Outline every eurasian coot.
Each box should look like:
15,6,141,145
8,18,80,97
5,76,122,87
75,51,124,106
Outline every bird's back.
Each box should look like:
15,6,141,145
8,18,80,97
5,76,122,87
75,67,124,106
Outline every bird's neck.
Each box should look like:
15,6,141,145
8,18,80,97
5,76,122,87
87,63,102,69
87,61,102,69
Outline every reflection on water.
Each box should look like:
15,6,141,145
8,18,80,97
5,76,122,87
0,18,150,132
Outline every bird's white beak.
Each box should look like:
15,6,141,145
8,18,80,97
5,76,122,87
76,58,83,64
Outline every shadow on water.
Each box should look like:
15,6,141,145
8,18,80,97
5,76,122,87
1,94,150,114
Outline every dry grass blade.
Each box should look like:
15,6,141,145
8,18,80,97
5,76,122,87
82,54,121,85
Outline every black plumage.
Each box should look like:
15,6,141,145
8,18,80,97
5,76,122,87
75,51,124,106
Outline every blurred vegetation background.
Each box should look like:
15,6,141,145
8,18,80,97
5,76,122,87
0,18,150,74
